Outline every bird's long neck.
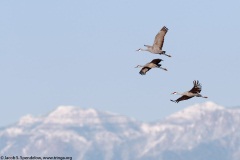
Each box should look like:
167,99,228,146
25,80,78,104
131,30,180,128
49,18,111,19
135,65,144,68
137,45,152,52
138,48,148,51
175,92,184,95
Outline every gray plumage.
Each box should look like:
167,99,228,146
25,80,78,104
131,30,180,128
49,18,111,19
136,26,171,57
171,80,208,103
135,59,167,75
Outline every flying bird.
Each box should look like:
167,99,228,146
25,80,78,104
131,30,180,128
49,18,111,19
136,26,171,57
171,80,208,103
135,59,167,75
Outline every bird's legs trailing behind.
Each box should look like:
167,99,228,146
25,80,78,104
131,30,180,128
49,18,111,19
159,66,167,71
156,63,167,71
196,94,208,98
170,100,179,103
161,51,171,57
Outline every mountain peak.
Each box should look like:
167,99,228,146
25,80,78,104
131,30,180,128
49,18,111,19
48,106,98,117
166,101,225,120
44,106,100,125
18,114,42,126
191,101,225,110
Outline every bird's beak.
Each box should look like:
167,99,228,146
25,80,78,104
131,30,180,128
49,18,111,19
136,49,140,51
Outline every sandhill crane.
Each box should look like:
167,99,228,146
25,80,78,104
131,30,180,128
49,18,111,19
136,26,171,57
135,59,167,75
171,80,208,103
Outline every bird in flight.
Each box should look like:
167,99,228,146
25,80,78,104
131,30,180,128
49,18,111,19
171,80,208,103
136,26,171,57
135,59,167,75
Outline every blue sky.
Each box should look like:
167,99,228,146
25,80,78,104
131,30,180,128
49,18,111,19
0,0,240,127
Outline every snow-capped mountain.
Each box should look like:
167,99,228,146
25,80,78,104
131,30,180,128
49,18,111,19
1,102,240,160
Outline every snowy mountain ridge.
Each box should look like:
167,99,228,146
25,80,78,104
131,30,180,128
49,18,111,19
1,101,240,160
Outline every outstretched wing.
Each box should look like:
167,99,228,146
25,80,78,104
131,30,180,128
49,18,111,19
153,26,168,50
150,59,161,65
171,95,193,103
139,67,151,75
189,80,202,93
